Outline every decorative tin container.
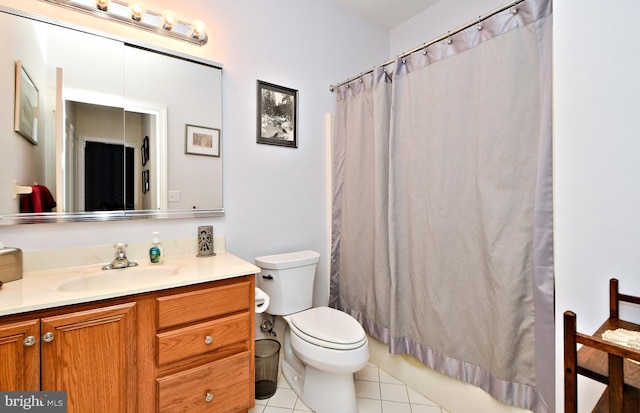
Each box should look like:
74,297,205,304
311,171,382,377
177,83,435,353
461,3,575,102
0,247,22,283
197,226,215,257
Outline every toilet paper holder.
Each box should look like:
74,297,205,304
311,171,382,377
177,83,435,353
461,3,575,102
260,317,277,337
255,287,270,314
256,287,275,336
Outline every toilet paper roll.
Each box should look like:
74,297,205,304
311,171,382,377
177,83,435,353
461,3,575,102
255,287,270,314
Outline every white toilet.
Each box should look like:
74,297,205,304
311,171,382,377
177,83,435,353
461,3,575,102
255,250,369,413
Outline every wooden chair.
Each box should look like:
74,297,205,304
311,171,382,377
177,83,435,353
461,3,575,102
564,278,640,412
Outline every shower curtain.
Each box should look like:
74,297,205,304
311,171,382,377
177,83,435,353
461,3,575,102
330,1,553,412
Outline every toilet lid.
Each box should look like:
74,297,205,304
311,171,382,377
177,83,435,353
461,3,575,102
289,307,367,350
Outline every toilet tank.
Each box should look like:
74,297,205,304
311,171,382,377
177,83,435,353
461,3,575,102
255,250,320,315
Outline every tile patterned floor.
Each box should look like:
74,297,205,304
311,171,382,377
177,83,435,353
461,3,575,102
249,362,451,413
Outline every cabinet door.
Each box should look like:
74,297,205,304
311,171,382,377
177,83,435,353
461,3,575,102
0,319,40,391
41,302,137,413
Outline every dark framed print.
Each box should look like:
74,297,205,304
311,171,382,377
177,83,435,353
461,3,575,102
14,60,39,145
185,124,220,157
142,170,149,193
257,80,297,148
141,136,149,166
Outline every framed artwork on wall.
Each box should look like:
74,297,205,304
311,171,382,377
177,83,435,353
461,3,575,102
14,60,39,145
256,80,297,148
185,124,220,157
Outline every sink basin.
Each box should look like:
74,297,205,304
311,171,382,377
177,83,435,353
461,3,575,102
57,266,178,292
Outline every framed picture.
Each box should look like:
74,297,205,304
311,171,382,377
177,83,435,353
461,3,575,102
142,170,149,193
141,136,149,166
257,80,297,148
185,124,220,157
14,61,39,145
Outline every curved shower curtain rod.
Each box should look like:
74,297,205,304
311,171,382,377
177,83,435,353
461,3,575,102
328,0,525,92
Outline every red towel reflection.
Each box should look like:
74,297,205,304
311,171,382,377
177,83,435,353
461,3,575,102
19,185,57,213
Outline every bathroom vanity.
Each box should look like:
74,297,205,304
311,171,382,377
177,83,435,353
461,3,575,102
0,253,258,413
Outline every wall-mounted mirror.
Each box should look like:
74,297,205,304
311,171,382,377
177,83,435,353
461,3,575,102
0,6,223,225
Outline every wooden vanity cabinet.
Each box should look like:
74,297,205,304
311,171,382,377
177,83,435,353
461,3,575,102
0,302,138,412
41,303,138,412
0,274,256,413
155,277,256,413
0,319,40,391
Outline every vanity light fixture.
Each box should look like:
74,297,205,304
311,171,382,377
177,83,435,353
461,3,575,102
190,19,206,40
38,0,208,46
128,0,145,21
96,0,109,12
161,10,177,30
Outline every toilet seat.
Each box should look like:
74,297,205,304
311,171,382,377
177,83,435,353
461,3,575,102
288,307,367,350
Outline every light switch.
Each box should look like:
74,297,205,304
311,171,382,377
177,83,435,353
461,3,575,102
168,190,180,202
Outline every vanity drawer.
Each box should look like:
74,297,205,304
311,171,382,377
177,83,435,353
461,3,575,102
157,280,251,329
156,312,250,366
157,351,251,413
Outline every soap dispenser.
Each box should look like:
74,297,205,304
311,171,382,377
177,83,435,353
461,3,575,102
149,232,164,264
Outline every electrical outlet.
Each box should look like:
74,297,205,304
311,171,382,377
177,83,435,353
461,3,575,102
168,190,180,202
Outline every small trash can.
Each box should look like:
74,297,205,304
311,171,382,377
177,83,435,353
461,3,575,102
255,338,281,399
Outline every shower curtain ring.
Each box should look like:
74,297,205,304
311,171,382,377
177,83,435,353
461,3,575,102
476,16,483,31
511,1,519,14
447,31,453,45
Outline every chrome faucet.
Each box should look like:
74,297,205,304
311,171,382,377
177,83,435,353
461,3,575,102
102,243,138,270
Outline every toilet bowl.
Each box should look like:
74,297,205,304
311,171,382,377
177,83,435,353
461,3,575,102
255,251,370,413
280,307,369,413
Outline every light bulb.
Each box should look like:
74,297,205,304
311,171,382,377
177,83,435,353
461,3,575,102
161,10,177,30
96,0,109,11
190,19,206,40
129,0,146,21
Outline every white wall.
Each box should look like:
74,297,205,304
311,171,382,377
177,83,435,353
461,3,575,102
0,0,388,308
554,1,640,411
390,0,506,57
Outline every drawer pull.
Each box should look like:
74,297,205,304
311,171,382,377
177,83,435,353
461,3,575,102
204,335,213,345
23,336,36,347
42,332,55,343
205,392,214,402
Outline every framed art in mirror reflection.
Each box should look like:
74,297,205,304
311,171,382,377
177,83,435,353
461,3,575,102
185,124,220,157
14,61,39,145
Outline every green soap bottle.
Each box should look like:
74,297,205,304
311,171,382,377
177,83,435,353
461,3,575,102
149,232,164,264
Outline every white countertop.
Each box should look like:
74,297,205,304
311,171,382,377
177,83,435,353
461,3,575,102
0,252,261,317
